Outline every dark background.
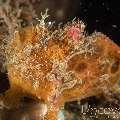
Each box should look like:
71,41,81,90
35,0,120,45
77,0,120,46
55,0,120,46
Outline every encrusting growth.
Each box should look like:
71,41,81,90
0,11,120,120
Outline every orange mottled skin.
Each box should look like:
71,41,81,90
1,21,120,120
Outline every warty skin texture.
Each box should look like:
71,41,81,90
1,21,120,120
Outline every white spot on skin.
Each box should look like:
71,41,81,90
48,21,52,25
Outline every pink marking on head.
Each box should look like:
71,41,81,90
67,23,81,44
